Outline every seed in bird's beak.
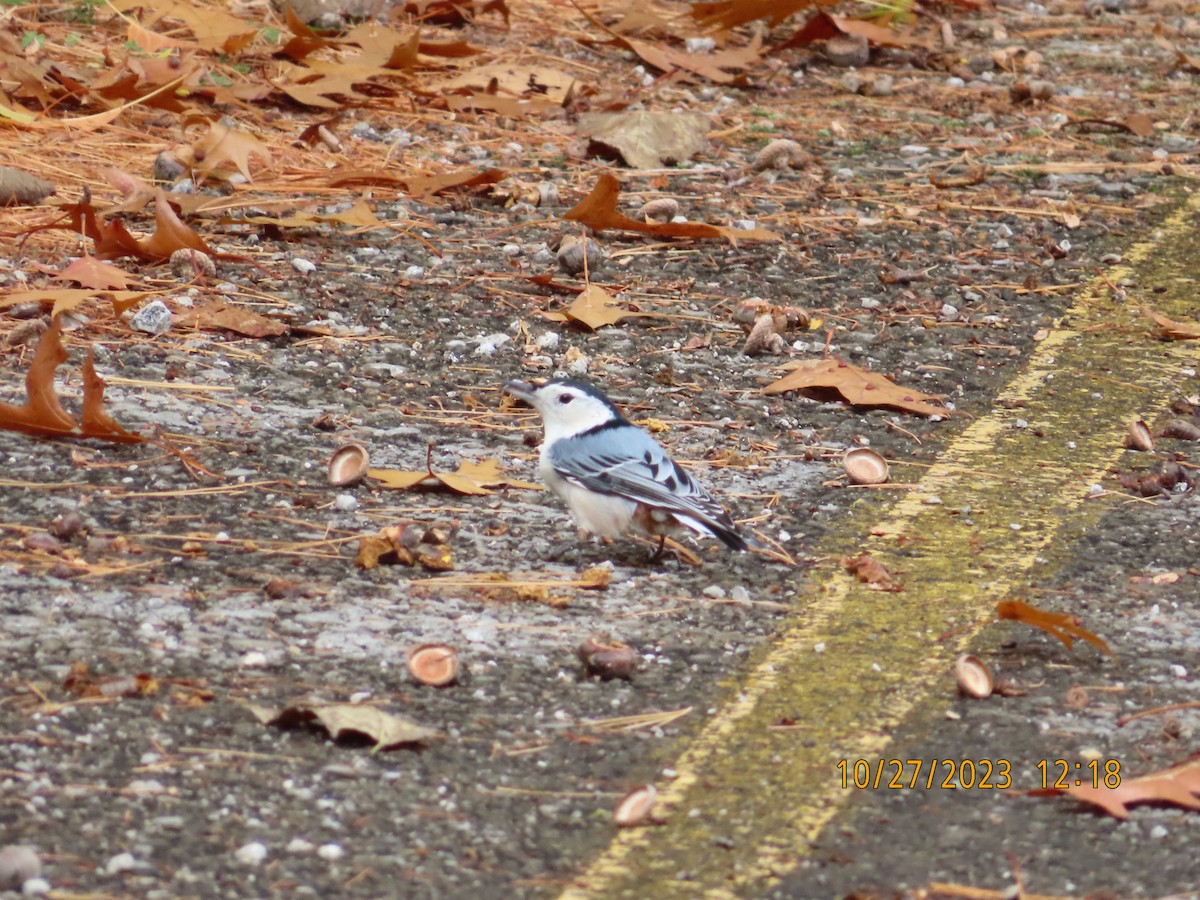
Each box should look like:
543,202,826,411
327,442,369,487
407,644,461,687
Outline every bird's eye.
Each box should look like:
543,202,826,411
558,393,573,405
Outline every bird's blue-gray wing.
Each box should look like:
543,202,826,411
547,426,744,548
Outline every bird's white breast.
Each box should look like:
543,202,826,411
538,451,636,538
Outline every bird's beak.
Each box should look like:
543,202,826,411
502,379,538,406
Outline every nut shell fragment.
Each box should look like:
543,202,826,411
954,654,994,699
328,442,369,487
843,448,889,485
613,784,658,827
1125,418,1154,451
578,637,636,680
557,235,606,275
407,644,460,687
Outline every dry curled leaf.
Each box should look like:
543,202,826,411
564,173,778,244
1035,757,1200,819
0,319,143,443
578,110,709,170
763,358,950,417
189,301,288,338
842,552,902,591
253,700,440,752
1144,307,1200,341
539,285,657,331
370,456,539,495
996,599,1111,655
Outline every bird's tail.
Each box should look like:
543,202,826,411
678,514,749,552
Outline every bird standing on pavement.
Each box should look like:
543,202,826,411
503,378,748,555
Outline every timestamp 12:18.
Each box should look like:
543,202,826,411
1037,759,1122,789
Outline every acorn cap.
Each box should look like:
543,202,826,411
954,654,994,699
328,442,369,487
843,448,889,485
613,785,658,827
407,644,460,687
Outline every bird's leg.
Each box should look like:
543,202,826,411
649,534,666,562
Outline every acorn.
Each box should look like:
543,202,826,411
639,198,679,223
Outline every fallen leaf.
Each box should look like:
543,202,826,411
630,32,766,83
438,63,576,104
0,319,143,443
328,167,505,201
539,284,658,331
188,119,271,183
996,599,1111,655
64,661,159,699
842,552,903,591
189,301,288,338
51,190,215,262
403,0,509,26
0,288,151,318
81,347,142,442
254,700,440,751
564,173,778,244
370,456,540,495
779,11,924,51
763,358,950,417
578,110,709,169
56,257,132,290
690,0,817,30
1144,307,1200,340
228,200,384,231
1035,758,1200,819
111,0,257,53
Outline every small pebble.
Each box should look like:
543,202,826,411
317,843,345,861
234,841,269,866
0,846,41,890
702,585,726,599
403,265,425,280
333,493,358,512
105,852,136,875
22,877,50,896
239,650,269,668
286,838,315,855
730,585,750,602
291,258,317,275
130,300,172,335
473,333,511,357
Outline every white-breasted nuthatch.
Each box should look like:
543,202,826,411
504,378,747,553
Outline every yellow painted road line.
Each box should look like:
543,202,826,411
561,192,1200,898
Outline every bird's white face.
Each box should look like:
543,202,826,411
505,380,619,443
